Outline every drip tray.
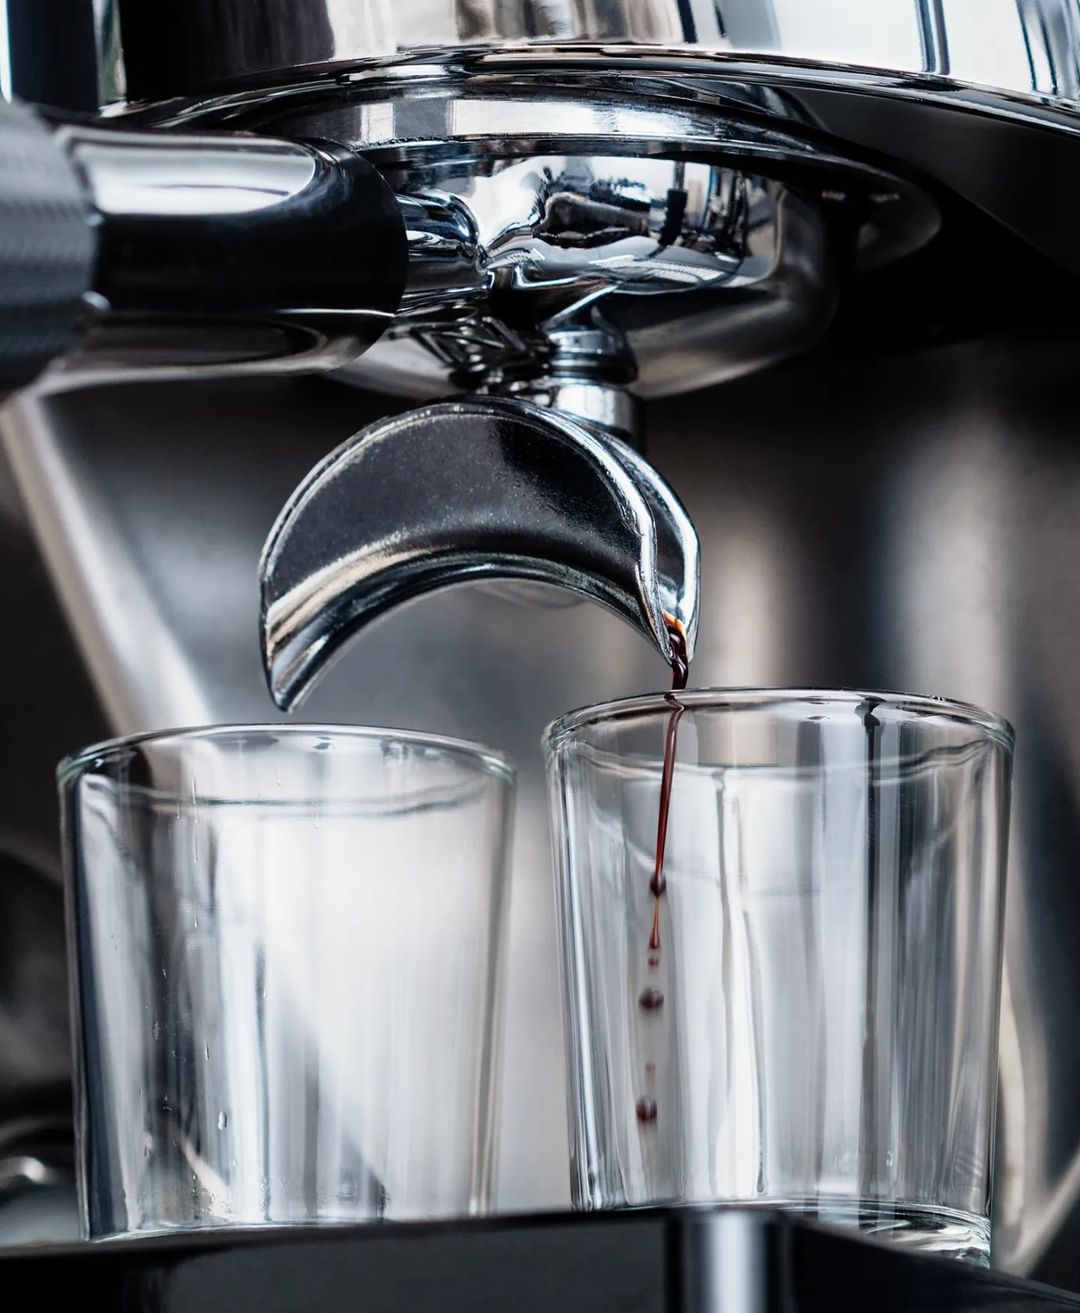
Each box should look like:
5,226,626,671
2,1206,1078,1311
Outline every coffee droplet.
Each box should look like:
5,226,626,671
639,986,664,1010
636,1096,658,1123
647,954,660,968
649,872,667,898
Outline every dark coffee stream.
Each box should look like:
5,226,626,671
635,617,689,1125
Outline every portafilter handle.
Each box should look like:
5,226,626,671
258,395,700,709
0,97,407,394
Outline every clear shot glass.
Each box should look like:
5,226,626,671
60,725,514,1239
546,690,1012,1263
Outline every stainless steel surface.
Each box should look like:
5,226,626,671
0,854,69,1113
46,126,406,385
347,160,838,403
259,395,700,708
0,1106,78,1245
501,378,641,446
0,1113,75,1204
103,0,1080,102
5,335,1080,1274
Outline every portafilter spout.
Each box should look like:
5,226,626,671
258,395,700,709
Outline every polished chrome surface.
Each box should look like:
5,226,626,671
168,75,938,402
259,396,700,708
154,77,937,405
346,159,838,402
48,126,406,385
109,66,947,405
497,378,641,446
6,341,1080,1274
103,0,1080,103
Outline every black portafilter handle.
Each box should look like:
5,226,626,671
0,98,95,395
0,99,409,396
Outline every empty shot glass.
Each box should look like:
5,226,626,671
61,724,514,1239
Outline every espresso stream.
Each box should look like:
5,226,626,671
635,617,689,1125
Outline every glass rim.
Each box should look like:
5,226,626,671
543,686,1015,754
57,722,516,787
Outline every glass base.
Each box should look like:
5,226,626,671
780,1199,989,1265
596,1197,990,1265
710,1199,990,1265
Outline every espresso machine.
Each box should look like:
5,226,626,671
3,0,1080,1304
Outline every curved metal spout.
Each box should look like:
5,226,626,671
259,396,699,709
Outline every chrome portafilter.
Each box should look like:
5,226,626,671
251,85,939,692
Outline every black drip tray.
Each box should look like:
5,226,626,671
2,1206,1079,1311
